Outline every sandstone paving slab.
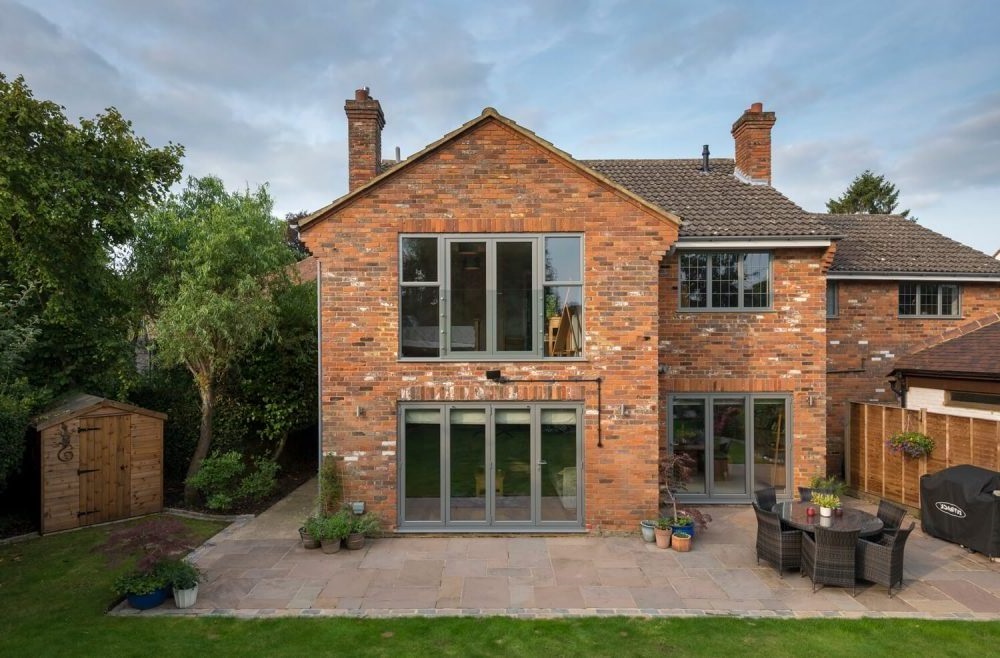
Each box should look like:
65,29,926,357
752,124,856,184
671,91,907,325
596,566,649,587
671,575,728,599
318,569,376,599
532,585,586,608
398,559,444,587
710,568,774,600
581,586,636,608
510,584,535,608
443,557,489,577
927,579,1000,612
461,576,512,608
551,558,601,587
629,586,684,609
436,575,463,608
466,539,511,560
362,586,439,609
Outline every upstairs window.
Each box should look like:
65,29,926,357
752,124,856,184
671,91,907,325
898,282,959,317
679,252,771,310
400,235,583,359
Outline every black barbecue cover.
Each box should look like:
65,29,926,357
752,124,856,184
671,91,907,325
920,464,1000,558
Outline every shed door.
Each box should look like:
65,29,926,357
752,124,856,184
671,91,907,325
77,414,131,525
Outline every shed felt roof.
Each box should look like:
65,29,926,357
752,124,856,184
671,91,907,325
581,159,835,239
893,321,1000,377
822,214,1000,276
33,393,167,430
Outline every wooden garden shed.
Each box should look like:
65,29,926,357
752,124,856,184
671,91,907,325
33,394,166,534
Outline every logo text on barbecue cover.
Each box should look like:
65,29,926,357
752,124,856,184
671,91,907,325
935,502,966,518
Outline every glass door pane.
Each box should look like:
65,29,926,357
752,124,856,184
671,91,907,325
449,408,487,521
712,399,746,495
539,409,578,522
752,399,787,494
671,399,706,494
449,241,486,352
402,409,441,522
494,408,531,522
496,242,533,352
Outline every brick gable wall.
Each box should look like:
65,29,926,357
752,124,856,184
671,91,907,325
826,280,1000,468
301,119,678,531
659,248,830,486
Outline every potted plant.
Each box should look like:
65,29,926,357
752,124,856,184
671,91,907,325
311,511,352,553
113,563,170,610
809,473,847,497
658,451,712,540
653,518,673,548
300,515,322,549
811,492,841,517
885,431,935,459
639,519,657,543
161,558,203,609
671,530,692,552
346,510,380,550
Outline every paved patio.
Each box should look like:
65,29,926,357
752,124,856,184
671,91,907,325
115,479,1000,619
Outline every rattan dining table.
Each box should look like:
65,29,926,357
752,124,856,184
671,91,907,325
773,501,884,538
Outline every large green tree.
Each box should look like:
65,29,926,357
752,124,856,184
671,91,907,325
826,169,915,220
129,176,297,501
0,73,183,393
0,284,41,490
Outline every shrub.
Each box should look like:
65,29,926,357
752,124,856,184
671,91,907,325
113,565,169,597
185,451,280,511
350,511,381,537
307,510,352,542
319,455,343,515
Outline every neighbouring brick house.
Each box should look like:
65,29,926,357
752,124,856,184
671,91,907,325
298,89,1000,533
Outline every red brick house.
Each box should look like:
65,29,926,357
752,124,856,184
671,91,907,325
298,89,1000,533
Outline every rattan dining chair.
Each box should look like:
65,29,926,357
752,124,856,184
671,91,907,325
753,501,802,577
855,521,915,597
753,486,777,512
875,500,908,536
801,526,860,595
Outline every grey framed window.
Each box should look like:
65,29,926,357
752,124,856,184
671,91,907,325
946,390,1000,411
400,234,583,359
679,251,771,310
898,282,959,317
826,282,839,318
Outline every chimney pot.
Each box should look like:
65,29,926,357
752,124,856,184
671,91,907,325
355,87,370,100
731,101,776,185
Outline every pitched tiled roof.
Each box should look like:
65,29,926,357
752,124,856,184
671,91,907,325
822,214,1000,276
894,320,1000,376
581,159,835,239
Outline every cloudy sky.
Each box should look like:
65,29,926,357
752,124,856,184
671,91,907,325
3,0,999,253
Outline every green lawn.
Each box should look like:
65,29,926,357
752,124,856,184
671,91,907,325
1,517,999,657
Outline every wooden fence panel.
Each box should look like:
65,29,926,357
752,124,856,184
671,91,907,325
848,402,1000,510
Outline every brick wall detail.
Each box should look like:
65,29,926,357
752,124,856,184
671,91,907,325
659,248,830,486
826,281,1000,465
301,118,678,531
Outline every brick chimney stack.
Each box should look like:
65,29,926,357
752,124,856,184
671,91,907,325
345,87,385,191
731,102,776,185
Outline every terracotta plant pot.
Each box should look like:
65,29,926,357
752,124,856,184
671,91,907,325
654,526,672,549
672,531,692,552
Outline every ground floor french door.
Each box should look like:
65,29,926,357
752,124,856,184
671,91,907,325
669,395,790,502
398,403,583,530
